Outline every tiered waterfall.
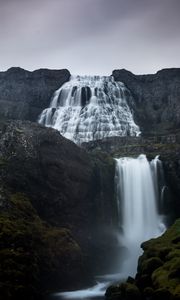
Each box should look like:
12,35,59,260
38,75,140,144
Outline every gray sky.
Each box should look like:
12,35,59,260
0,0,180,75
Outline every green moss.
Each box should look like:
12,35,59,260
152,268,170,289
166,249,180,260
140,257,163,275
141,220,180,297
106,220,180,300
106,282,141,300
0,157,8,167
0,191,82,299
153,288,172,300
125,283,141,300
174,285,180,299
9,192,37,219
143,286,154,297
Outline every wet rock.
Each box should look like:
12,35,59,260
105,282,141,300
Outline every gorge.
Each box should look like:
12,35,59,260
0,67,180,300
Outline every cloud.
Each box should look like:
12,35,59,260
0,0,180,74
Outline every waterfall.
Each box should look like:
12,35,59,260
38,75,140,144
51,154,166,300
115,154,166,277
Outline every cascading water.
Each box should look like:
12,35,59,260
50,154,166,300
38,75,140,144
115,154,166,277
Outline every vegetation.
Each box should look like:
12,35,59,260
106,219,180,300
0,192,82,299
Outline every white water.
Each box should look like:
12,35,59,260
38,75,140,144
51,154,166,300
115,154,166,277
54,282,107,299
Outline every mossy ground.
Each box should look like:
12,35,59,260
0,191,82,299
142,219,180,298
106,220,180,300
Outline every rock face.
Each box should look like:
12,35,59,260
82,133,180,220
105,219,180,300
0,67,70,122
0,120,117,298
0,67,180,138
112,68,180,135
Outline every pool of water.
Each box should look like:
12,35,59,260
45,273,126,300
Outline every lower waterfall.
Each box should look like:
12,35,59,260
115,154,166,277
50,154,166,300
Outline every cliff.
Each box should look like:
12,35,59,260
0,120,117,298
112,68,180,135
0,67,180,138
0,67,70,122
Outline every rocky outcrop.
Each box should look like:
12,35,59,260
112,68,180,135
106,219,180,300
0,120,117,298
82,134,180,156
0,67,70,122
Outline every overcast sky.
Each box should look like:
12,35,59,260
0,0,180,75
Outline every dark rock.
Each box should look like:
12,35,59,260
105,285,120,298
127,276,135,284
0,191,83,299
105,282,141,300
0,120,117,290
124,283,141,300
153,288,172,300
0,67,70,122
1,67,180,138
172,236,180,244
112,68,180,135
135,273,152,290
143,286,154,298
